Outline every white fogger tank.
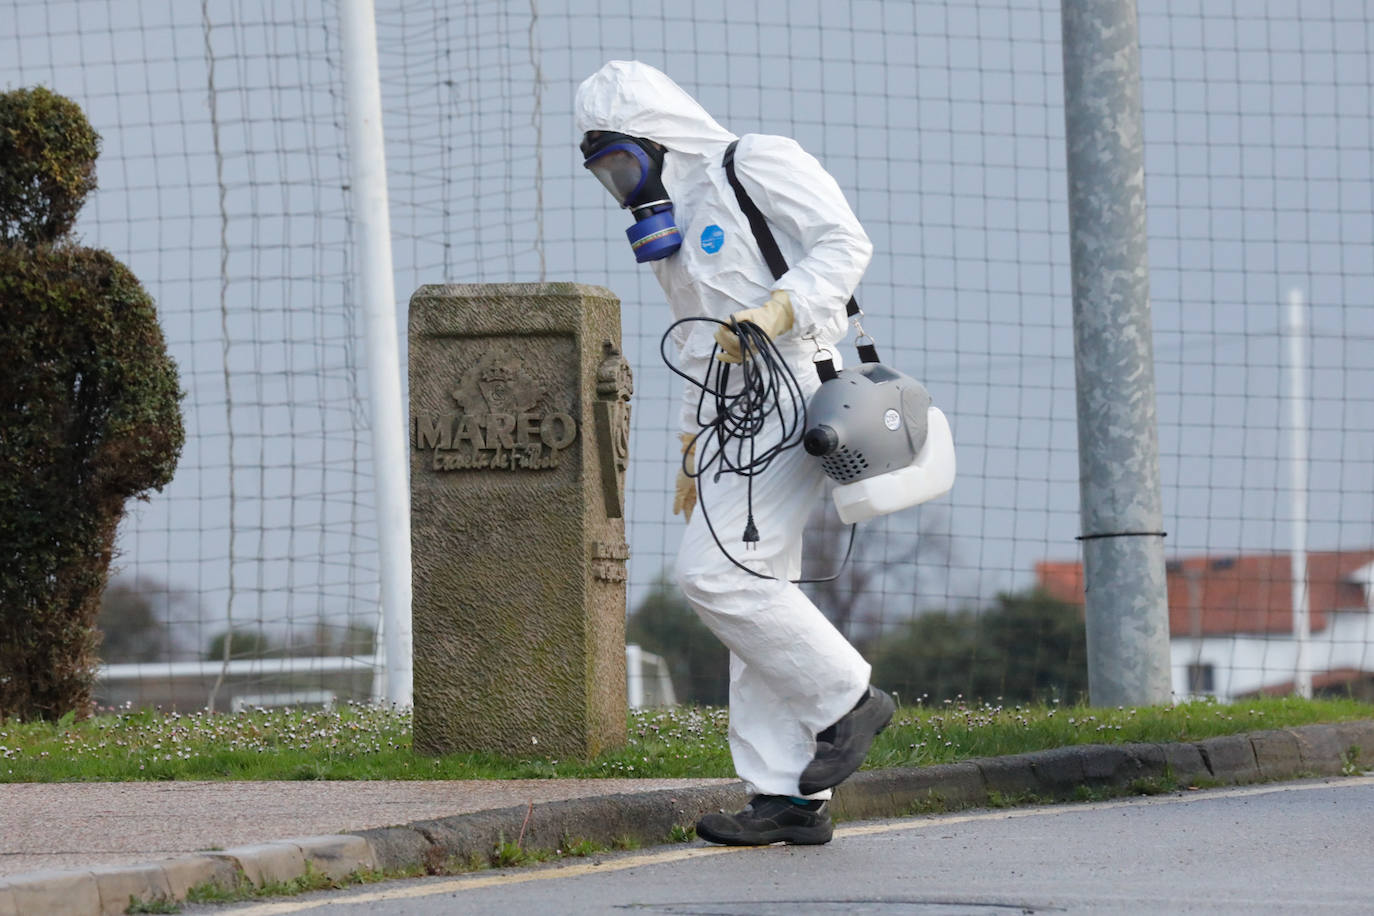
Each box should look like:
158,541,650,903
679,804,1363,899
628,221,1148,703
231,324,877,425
802,361,956,524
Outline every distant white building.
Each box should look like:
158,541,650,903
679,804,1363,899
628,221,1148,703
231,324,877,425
1037,550,1374,702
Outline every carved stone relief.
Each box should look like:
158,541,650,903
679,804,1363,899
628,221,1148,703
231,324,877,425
411,353,578,472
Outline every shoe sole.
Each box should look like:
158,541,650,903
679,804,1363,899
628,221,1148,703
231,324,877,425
695,823,834,846
797,691,897,796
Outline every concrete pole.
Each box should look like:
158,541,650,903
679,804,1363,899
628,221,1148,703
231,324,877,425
339,0,413,706
1060,0,1173,706
626,643,644,710
1286,288,1312,698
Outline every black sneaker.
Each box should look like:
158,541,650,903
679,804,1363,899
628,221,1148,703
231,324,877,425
798,685,896,795
695,795,834,846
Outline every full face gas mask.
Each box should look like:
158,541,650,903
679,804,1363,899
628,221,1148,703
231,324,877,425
803,361,957,524
581,131,683,262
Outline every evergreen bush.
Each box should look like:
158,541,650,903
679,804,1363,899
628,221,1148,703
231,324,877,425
0,87,184,720
0,87,100,247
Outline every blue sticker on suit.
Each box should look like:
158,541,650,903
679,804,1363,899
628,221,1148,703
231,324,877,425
700,224,725,254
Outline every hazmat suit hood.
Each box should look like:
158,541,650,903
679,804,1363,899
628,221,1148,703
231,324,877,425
574,60,737,157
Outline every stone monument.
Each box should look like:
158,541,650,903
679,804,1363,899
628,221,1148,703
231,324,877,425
408,282,631,758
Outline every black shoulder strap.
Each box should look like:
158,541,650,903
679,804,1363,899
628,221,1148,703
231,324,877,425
723,140,790,284
723,139,861,320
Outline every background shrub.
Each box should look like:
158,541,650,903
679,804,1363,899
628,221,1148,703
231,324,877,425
0,87,183,720
0,87,100,247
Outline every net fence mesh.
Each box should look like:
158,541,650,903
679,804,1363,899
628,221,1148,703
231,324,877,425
2,0,1371,710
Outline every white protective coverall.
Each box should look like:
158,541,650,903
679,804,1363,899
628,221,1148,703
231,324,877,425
575,60,874,799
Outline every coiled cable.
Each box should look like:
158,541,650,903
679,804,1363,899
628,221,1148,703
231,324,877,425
660,316,853,583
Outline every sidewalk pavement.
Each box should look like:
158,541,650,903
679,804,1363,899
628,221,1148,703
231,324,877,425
2,720,1372,916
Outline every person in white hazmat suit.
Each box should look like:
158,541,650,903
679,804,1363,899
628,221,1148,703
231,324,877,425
575,60,896,846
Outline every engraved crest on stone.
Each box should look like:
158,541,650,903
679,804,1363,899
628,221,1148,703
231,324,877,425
452,359,539,418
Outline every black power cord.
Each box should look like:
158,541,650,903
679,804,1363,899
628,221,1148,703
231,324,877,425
660,316,855,584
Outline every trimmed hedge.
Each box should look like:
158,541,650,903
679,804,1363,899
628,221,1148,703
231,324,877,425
0,87,100,247
0,88,183,720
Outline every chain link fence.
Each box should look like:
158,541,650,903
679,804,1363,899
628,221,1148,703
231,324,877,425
3,0,1370,709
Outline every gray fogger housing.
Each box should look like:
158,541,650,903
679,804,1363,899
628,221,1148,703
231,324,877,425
802,360,957,524
804,363,932,482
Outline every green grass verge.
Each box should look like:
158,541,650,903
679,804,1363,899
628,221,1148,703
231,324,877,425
170,861,409,909
0,696,1368,784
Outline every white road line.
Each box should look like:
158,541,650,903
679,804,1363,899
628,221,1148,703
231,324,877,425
223,775,1374,914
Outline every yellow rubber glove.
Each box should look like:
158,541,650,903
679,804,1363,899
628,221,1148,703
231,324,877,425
713,290,795,363
672,432,697,522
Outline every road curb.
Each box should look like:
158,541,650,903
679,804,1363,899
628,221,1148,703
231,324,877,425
4,720,1371,915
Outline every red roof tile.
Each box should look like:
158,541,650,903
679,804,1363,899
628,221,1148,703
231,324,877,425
1243,668,1374,697
1035,550,1374,636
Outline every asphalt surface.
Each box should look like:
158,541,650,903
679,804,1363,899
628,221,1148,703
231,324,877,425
196,777,1374,915
1,721,1371,915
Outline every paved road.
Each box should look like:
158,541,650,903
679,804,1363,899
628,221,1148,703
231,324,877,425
198,776,1374,915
